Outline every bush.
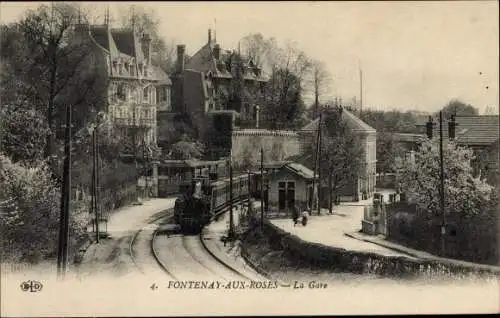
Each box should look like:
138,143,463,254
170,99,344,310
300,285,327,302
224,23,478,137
0,154,88,263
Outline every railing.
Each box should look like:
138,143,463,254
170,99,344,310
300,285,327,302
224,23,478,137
114,118,155,127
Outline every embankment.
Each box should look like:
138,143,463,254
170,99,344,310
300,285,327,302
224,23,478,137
241,220,500,279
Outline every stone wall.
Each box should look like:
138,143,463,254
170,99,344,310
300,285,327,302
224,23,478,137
251,220,500,278
231,129,300,168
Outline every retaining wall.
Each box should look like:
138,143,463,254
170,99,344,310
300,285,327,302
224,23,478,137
231,129,300,167
246,220,500,278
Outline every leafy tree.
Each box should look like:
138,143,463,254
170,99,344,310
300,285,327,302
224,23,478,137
439,99,479,118
0,155,88,263
376,132,406,174
0,103,50,164
400,139,493,219
167,134,205,160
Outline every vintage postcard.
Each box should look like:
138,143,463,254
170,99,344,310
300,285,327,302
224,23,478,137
1,1,499,316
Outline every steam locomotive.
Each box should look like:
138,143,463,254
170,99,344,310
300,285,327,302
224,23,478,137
173,172,260,234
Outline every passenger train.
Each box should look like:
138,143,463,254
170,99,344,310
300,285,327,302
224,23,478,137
174,172,260,234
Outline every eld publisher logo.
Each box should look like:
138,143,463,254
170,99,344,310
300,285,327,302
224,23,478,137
20,280,43,293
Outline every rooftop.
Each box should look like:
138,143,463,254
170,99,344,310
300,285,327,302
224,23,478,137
183,30,267,82
85,24,170,83
265,161,315,180
419,115,499,146
301,108,376,133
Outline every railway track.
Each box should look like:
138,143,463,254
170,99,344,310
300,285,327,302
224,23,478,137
150,196,263,281
128,208,177,278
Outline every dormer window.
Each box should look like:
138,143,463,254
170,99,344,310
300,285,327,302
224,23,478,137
124,61,130,75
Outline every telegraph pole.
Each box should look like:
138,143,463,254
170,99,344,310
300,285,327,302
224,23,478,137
228,154,235,239
95,126,100,242
311,112,320,213
439,111,446,256
247,170,251,214
57,104,72,279
316,113,322,216
91,128,99,243
260,147,264,229
359,67,363,115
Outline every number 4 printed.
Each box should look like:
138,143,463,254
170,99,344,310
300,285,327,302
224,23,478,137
150,283,158,291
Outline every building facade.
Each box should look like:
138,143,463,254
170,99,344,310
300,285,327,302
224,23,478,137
74,21,172,196
170,29,268,138
264,162,316,215
416,115,500,186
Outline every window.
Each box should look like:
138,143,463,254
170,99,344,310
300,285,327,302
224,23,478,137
151,87,156,104
143,87,148,102
117,83,126,100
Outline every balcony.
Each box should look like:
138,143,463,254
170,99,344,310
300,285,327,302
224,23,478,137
114,118,155,127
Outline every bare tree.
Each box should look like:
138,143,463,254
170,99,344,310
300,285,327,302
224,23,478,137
118,5,177,74
240,33,278,72
309,59,332,118
12,3,106,160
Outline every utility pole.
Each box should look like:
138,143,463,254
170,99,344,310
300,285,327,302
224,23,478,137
143,136,149,199
228,154,235,239
359,67,363,115
247,170,251,214
439,111,446,256
260,147,264,229
316,113,322,216
57,104,72,279
95,126,100,241
312,112,320,213
91,127,100,243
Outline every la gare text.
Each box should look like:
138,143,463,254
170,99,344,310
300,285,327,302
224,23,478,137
165,280,328,289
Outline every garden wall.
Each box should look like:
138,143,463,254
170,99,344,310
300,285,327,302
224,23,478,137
244,220,500,278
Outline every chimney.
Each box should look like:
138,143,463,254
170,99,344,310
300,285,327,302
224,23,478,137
177,44,186,74
141,33,152,65
208,28,212,43
213,44,221,60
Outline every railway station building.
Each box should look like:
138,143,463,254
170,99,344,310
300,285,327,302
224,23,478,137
262,161,317,216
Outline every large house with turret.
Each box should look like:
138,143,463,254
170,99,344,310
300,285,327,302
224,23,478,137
74,20,171,156
73,20,172,196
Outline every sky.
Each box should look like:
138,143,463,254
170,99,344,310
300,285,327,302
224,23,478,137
1,1,498,114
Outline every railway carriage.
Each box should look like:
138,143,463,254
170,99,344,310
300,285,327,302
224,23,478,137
174,172,260,234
